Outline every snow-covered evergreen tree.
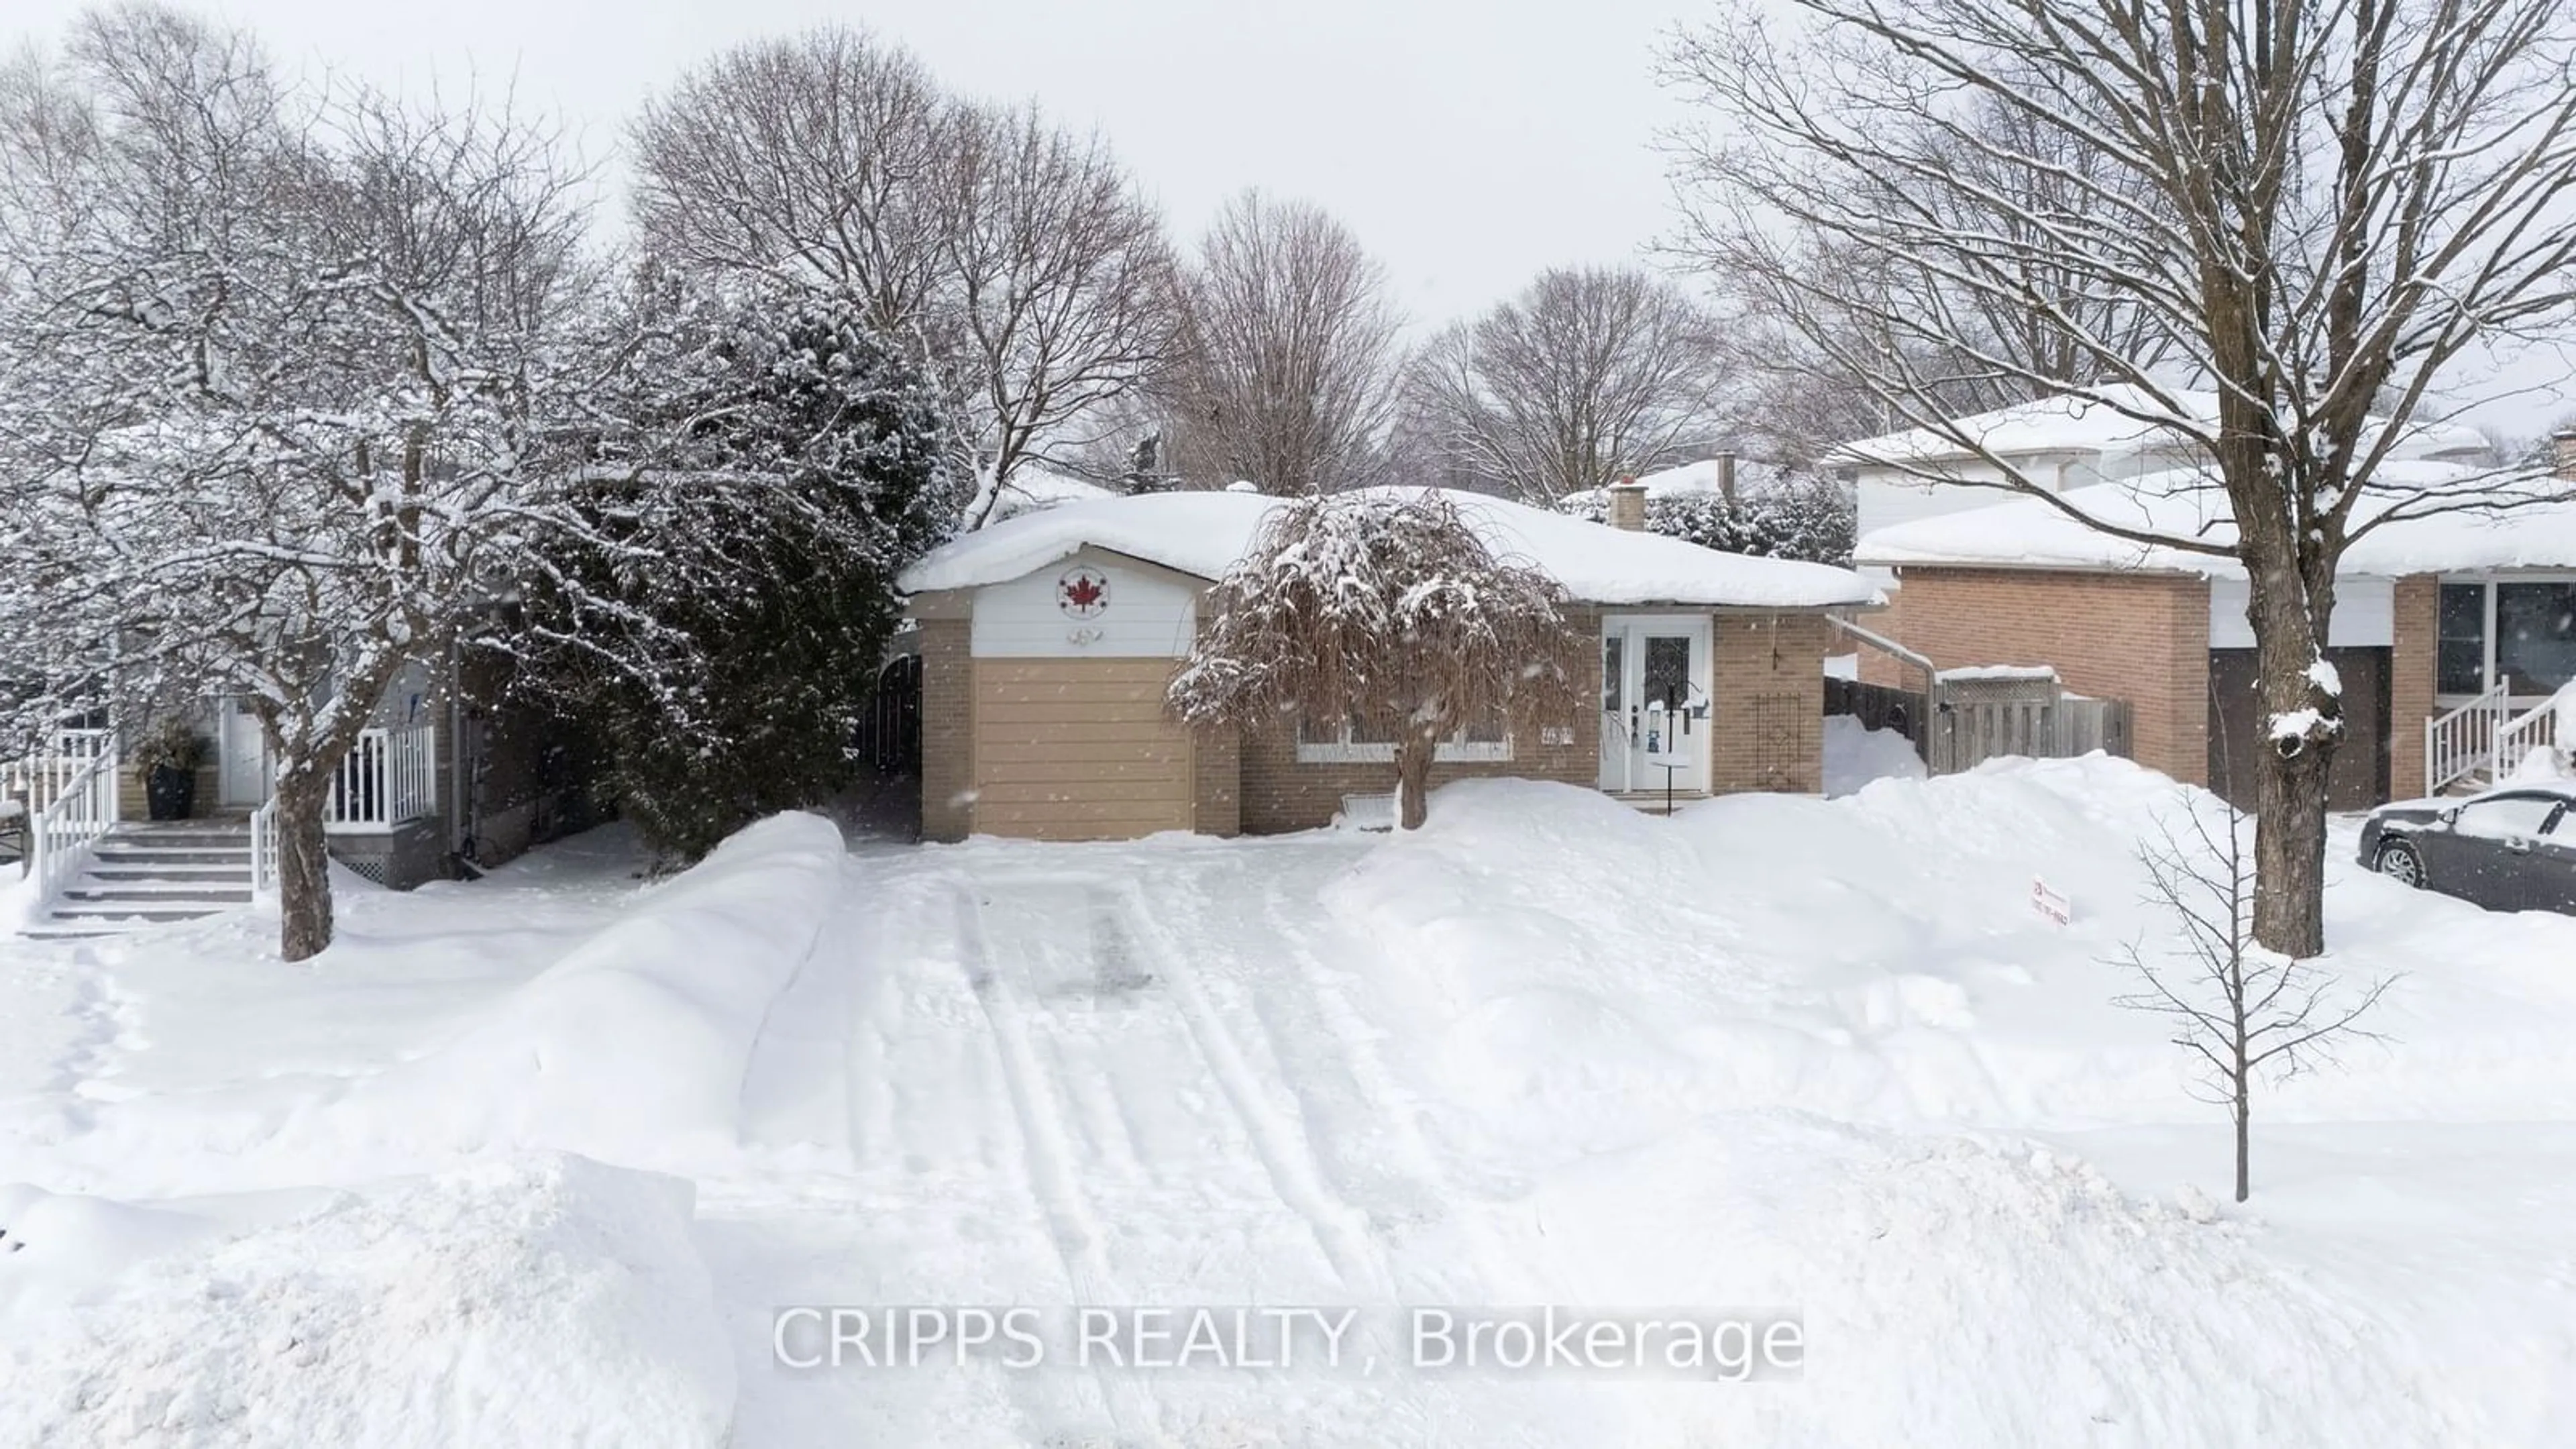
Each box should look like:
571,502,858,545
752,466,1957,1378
517,279,953,861
1563,472,1856,566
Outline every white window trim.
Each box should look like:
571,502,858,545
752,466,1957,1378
1294,721,1513,765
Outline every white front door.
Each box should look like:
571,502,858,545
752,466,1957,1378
217,698,271,808
1597,614,1714,793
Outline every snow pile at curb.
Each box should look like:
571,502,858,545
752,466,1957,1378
1322,759,2576,1155
0,1154,733,1448
336,812,847,1167
1521,1112,2476,1445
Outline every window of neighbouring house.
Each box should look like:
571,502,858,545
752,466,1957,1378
2442,576,2576,698
2494,581,2576,695
1293,709,1513,764
2438,583,2487,694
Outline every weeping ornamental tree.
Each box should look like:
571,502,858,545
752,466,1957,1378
1168,492,1585,829
1666,0,2576,956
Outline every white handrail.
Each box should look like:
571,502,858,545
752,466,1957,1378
2492,683,2570,782
250,800,278,896
28,731,120,902
2424,684,2510,796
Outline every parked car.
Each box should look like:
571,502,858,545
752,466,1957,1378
2359,783,2576,914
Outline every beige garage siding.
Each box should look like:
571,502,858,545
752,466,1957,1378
973,659,1193,839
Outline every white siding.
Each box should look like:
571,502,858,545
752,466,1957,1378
1855,455,2083,539
972,549,1199,659
2208,576,2394,649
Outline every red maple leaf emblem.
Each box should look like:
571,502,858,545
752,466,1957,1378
1059,572,1107,614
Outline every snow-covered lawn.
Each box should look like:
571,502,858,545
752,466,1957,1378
4,758,2574,1445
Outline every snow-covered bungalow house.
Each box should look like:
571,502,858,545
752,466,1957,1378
893,487,1881,841
1851,442,2576,810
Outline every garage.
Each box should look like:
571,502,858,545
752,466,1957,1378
2207,646,2391,810
971,657,1194,839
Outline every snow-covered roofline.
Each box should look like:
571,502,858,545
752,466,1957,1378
1831,384,2490,470
1854,462,2576,578
898,488,1882,610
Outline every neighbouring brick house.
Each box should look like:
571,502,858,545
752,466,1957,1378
894,486,1880,841
1853,444,2576,808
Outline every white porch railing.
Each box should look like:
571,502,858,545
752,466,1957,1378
2425,684,2510,796
324,724,435,831
250,800,279,896
2426,683,2573,794
2,729,116,816
23,731,121,900
2494,685,2568,781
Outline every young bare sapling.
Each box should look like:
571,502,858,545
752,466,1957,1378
2113,795,2395,1202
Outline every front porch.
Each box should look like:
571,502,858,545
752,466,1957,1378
6,721,447,937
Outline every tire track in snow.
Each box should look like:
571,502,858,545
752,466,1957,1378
1103,876,1389,1295
953,881,1171,1446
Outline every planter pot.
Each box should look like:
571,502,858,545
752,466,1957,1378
146,764,197,821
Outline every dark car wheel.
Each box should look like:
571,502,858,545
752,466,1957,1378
2375,839,2426,889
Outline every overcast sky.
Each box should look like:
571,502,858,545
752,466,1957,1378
12,0,2571,436
15,0,1701,331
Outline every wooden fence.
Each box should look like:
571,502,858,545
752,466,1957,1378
1824,677,2133,774
1926,693,2133,774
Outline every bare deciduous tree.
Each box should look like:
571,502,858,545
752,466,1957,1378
1664,0,2576,955
1163,191,1405,495
942,102,1183,523
629,28,1181,506
1167,492,1583,827
2114,794,2394,1201
1403,265,1733,502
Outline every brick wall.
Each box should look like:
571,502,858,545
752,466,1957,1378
1238,606,1606,833
1884,568,2213,784
918,614,974,843
2389,573,2438,800
1711,612,1831,794
1192,720,1241,836
1856,587,1911,689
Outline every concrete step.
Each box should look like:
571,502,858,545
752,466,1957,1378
62,887,253,904
92,849,252,867
44,905,228,924
82,867,254,884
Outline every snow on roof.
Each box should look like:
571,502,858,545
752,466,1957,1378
1833,384,2490,470
965,466,1120,525
1854,460,2576,578
899,487,1883,608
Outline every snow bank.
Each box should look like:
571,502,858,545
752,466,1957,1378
1519,1113,2481,1445
898,486,1881,608
1322,759,2576,1161
335,812,847,1167
0,1154,731,1448
1822,716,1926,796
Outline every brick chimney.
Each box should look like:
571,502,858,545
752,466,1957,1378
2555,431,2576,482
1713,451,1739,505
1607,475,1647,531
